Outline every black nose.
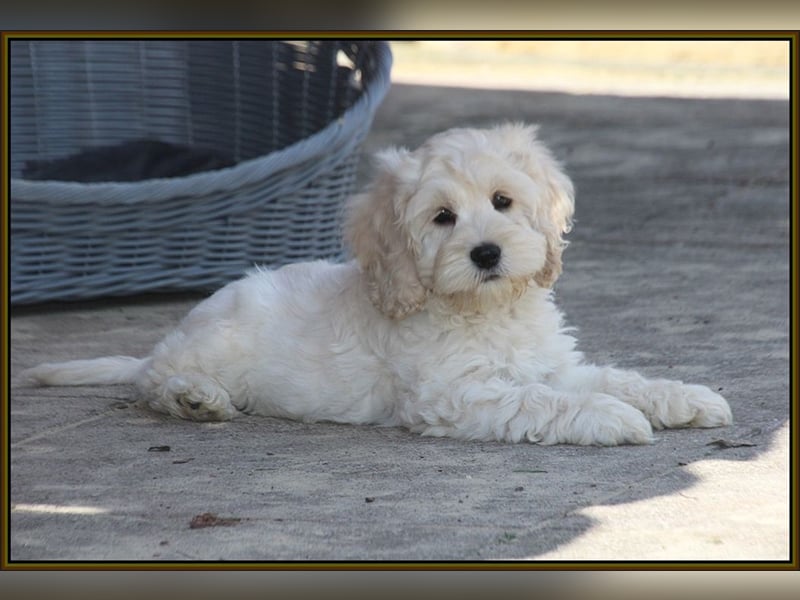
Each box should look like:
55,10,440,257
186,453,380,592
470,243,502,270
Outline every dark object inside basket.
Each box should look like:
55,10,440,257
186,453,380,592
22,139,236,183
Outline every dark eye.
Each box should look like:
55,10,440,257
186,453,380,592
492,192,513,211
433,207,457,226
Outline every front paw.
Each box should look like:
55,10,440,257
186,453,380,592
682,384,732,428
646,382,732,429
559,394,654,446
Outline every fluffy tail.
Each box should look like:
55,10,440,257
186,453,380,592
21,356,148,387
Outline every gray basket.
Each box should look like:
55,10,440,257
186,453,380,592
10,40,392,304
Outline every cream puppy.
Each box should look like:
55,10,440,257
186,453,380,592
22,123,732,445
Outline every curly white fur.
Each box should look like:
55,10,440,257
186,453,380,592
22,123,732,445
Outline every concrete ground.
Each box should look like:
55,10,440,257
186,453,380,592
8,76,791,561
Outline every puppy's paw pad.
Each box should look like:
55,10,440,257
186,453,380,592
160,375,235,421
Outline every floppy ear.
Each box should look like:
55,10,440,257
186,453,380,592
344,148,428,319
532,156,574,289
499,123,575,288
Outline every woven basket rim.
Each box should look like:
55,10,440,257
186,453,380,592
11,41,392,206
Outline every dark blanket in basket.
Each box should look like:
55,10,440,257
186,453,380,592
22,140,236,183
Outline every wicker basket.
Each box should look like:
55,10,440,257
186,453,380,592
10,40,392,304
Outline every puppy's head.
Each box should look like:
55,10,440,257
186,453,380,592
345,123,574,318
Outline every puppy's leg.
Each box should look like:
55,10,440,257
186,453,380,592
409,381,654,446
556,365,732,430
134,287,246,422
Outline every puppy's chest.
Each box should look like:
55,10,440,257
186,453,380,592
396,315,561,383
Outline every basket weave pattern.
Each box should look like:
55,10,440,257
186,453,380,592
10,40,392,304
